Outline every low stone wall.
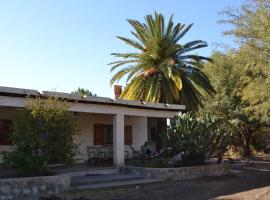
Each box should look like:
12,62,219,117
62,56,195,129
0,174,70,200
120,164,230,180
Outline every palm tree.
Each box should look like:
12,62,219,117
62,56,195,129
110,13,215,110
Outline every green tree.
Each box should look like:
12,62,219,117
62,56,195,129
219,0,270,123
200,51,269,156
4,97,78,174
72,87,96,97
110,13,215,110
199,52,240,119
219,0,270,61
208,0,270,156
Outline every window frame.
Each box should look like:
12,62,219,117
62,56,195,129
94,123,132,145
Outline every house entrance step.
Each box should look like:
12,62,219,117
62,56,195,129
63,167,119,177
70,173,161,190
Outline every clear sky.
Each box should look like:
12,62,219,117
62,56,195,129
0,0,244,97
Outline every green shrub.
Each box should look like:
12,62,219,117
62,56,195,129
144,157,171,168
4,97,78,174
164,113,232,165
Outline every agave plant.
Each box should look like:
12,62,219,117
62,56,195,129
110,13,215,110
165,113,232,165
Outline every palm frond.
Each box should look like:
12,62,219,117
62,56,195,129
109,60,138,72
110,67,133,86
116,36,145,51
165,15,174,37
174,23,193,43
176,43,208,55
111,53,140,58
178,55,212,62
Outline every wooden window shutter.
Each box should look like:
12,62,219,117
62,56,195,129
0,120,12,145
94,124,104,145
124,125,132,145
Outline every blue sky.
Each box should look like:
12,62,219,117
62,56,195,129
0,0,244,97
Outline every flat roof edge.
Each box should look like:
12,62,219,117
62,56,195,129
0,86,39,96
0,86,185,111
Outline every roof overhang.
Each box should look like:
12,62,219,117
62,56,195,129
0,86,186,112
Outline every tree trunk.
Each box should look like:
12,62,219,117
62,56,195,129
156,118,167,152
156,90,167,152
243,128,252,157
244,142,251,157
217,157,222,164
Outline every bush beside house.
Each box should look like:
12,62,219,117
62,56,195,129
3,97,78,175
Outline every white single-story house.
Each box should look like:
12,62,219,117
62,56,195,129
0,86,185,166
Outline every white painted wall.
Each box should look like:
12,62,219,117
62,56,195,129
125,116,148,152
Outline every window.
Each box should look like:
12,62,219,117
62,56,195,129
0,120,12,145
149,127,157,141
94,124,113,145
94,124,132,145
94,124,105,145
124,125,132,145
104,125,113,145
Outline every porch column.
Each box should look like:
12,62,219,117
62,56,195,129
113,113,125,166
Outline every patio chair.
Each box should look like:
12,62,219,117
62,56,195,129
128,143,156,163
124,151,129,159
99,146,112,160
87,146,98,163
100,147,129,160
128,145,144,159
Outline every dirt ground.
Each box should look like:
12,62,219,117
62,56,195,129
56,163,270,200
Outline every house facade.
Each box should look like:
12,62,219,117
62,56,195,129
0,86,185,166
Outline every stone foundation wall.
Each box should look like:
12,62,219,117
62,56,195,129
120,164,230,180
0,174,70,200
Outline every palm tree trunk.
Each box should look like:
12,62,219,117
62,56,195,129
156,90,167,152
156,118,167,152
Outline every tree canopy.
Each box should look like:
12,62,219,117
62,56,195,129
219,0,270,60
218,0,270,124
72,87,97,97
200,0,270,155
110,12,215,110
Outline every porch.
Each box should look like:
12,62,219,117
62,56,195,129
0,87,185,167
0,107,172,166
73,112,150,165
72,112,170,166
